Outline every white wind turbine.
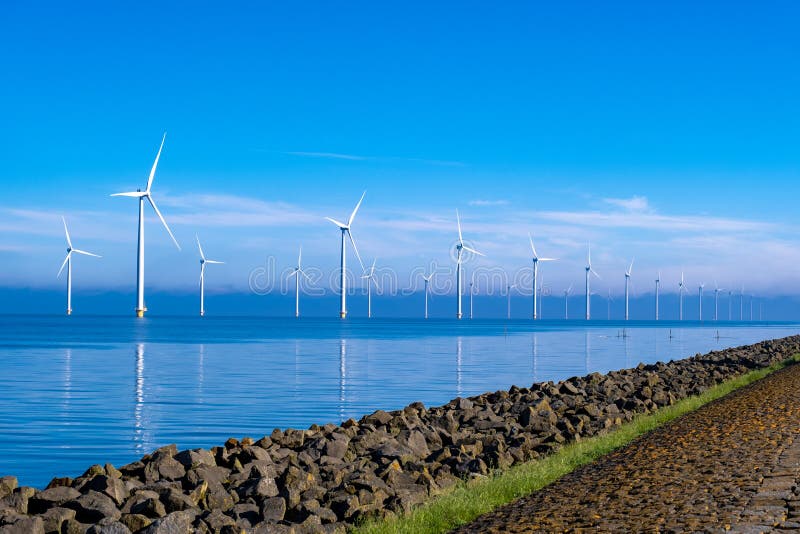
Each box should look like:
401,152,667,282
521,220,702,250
455,210,484,319
528,233,556,320
196,236,224,317
325,192,366,318
469,272,477,320
506,284,516,320
624,258,634,321
698,283,705,321
563,284,572,320
422,271,435,319
361,259,378,319
58,217,101,315
585,245,600,320
713,282,725,321
288,247,310,318
111,133,181,317
678,272,688,321
654,271,661,321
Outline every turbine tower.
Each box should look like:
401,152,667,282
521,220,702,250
469,272,476,320
422,271,435,319
655,271,661,321
58,217,101,315
678,272,688,321
361,259,378,319
698,283,705,321
196,236,224,317
624,259,634,321
288,247,310,318
325,192,366,318
455,210,484,319
506,284,516,320
112,133,181,317
528,233,556,320
713,282,725,321
563,285,572,320
585,246,600,320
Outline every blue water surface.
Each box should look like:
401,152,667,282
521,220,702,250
0,315,797,488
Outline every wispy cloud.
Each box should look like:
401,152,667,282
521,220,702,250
287,151,465,167
287,151,367,161
535,210,772,233
469,199,509,207
603,195,650,212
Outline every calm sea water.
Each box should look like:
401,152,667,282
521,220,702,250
0,315,797,488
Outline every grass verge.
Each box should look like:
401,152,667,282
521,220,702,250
354,354,800,534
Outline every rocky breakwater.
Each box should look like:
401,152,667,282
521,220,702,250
1,335,799,533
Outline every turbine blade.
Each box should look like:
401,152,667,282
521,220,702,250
347,191,366,227
62,217,72,248
298,246,302,268
205,260,224,264
111,191,147,197
539,257,557,262
528,232,537,258
300,270,311,281
196,235,205,260
456,209,463,244
147,196,181,250
288,269,298,279
146,132,166,193
325,217,348,229
71,249,101,258
347,229,365,270
57,253,70,278
462,245,485,257
591,268,601,280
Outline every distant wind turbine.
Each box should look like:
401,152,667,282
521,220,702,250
507,284,516,320
455,210,484,319
678,272,688,321
654,271,661,321
58,217,101,315
469,272,476,320
607,288,614,320
713,282,725,321
196,236,223,317
585,245,600,320
563,285,572,320
624,259,634,321
288,247,310,318
529,233,556,320
326,192,366,318
422,270,435,319
728,290,733,321
740,286,744,321
111,133,181,317
361,259,378,319
698,283,705,321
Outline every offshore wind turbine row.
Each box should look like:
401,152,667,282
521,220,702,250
59,134,760,321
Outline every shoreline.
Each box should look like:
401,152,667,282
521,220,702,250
1,335,798,533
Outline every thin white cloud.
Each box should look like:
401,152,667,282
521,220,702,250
535,210,772,233
603,195,650,212
287,151,367,161
469,199,510,207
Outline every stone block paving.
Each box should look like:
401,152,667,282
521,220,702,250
453,363,800,533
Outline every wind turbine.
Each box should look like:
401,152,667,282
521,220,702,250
563,285,572,320
655,271,661,321
698,283,705,321
506,284,516,320
361,259,378,319
528,233,556,320
678,272,688,321
112,133,181,317
607,288,614,320
585,245,600,320
624,259,634,320
728,290,733,321
326,192,366,318
422,270,435,319
288,247,310,318
455,210,484,319
196,236,224,317
469,272,476,320
739,286,744,320
58,217,101,315
713,282,725,321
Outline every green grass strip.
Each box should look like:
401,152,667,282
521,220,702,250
354,354,800,534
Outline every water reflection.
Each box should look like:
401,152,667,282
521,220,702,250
456,336,463,397
339,339,346,422
63,348,72,413
532,334,538,383
133,343,147,453
198,344,205,403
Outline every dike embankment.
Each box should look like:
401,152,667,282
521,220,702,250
1,335,799,533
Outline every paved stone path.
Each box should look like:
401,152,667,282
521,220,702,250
453,363,800,533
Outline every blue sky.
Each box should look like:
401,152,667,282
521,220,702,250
2,1,799,304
